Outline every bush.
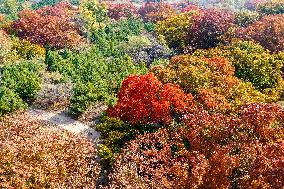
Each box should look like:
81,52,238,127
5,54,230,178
107,2,139,20
0,0,28,21
235,14,284,52
194,40,284,97
1,60,42,101
0,112,100,188
157,12,195,50
256,0,284,15
0,30,12,64
185,8,235,52
118,34,172,67
11,37,46,60
90,17,147,53
78,0,108,37
138,2,176,23
157,8,235,52
0,87,26,116
11,2,84,49
245,0,267,10
151,55,271,112
96,117,134,167
234,10,260,27
107,99,284,188
238,142,284,188
31,0,69,10
34,80,72,111
107,73,194,125
47,46,147,116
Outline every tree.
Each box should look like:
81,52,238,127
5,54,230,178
236,14,284,52
138,2,176,23
157,8,235,52
107,73,194,124
11,2,83,49
256,0,284,15
106,2,138,20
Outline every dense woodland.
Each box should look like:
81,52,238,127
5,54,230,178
0,0,284,188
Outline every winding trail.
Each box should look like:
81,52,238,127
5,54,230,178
27,109,100,142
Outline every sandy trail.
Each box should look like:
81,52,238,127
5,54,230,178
27,108,100,142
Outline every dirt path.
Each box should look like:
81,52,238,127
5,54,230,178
27,108,100,142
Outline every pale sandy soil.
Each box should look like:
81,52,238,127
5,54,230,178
27,108,101,142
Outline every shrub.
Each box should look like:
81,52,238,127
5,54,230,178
1,60,42,101
256,0,284,15
181,4,202,13
0,0,28,21
157,8,235,52
240,103,284,141
11,37,46,60
11,2,84,49
32,0,67,10
34,81,72,111
107,100,284,188
194,40,284,98
245,0,267,10
151,55,271,112
109,127,239,188
96,117,134,167
185,8,235,52
78,0,108,37
238,142,284,188
107,2,138,20
234,10,260,27
138,2,176,23
47,47,147,116
0,112,100,188
107,73,194,125
118,34,172,67
0,87,26,116
0,30,12,64
156,12,195,50
235,14,284,52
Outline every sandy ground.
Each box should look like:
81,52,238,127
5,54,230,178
27,108,101,142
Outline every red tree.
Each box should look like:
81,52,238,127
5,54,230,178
185,8,235,52
236,14,284,52
107,2,138,20
107,73,194,125
138,2,176,23
11,2,83,49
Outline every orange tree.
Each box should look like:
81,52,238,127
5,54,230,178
193,40,284,98
151,55,275,113
10,2,83,50
107,72,194,125
102,72,284,188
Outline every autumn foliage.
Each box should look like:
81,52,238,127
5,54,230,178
157,8,235,52
138,2,176,23
151,55,271,112
0,112,100,188
0,30,12,63
10,2,83,49
107,2,138,20
256,0,284,15
108,81,284,188
107,73,194,125
236,14,284,52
